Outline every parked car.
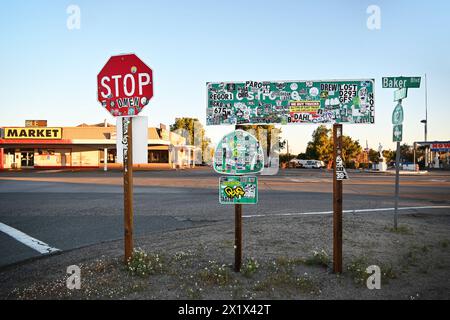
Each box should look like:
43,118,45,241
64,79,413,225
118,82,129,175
289,159,303,168
299,160,325,169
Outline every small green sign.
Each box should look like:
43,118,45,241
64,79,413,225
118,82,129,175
393,124,403,142
394,88,408,101
213,130,264,175
392,103,404,125
382,77,421,88
219,176,258,205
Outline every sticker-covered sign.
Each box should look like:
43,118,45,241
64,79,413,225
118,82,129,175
213,130,264,175
335,156,349,180
219,176,258,204
206,80,375,125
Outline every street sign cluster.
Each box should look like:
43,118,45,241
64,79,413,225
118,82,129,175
214,130,263,205
206,80,375,125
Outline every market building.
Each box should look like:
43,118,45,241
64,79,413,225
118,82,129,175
0,121,199,170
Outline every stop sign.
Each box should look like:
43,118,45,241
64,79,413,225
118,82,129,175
97,54,153,117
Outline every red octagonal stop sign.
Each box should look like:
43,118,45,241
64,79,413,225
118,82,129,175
97,53,153,117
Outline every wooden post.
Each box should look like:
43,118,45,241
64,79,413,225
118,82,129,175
333,124,343,273
234,203,242,272
123,117,134,264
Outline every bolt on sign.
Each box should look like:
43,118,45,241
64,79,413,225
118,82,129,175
97,54,153,117
219,176,258,204
382,76,421,89
206,80,375,125
213,130,265,175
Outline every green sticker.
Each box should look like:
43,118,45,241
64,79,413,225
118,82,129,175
219,176,258,205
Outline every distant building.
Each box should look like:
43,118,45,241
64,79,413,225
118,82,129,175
0,121,198,170
414,141,450,170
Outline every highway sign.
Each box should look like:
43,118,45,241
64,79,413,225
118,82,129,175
206,80,375,125
97,53,153,117
392,103,404,125
213,130,264,175
219,176,258,204
382,76,421,88
393,124,403,142
394,88,408,101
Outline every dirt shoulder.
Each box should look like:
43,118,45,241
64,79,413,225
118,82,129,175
1,209,449,300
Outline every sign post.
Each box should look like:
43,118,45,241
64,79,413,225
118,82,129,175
333,124,343,273
97,53,153,263
122,117,133,261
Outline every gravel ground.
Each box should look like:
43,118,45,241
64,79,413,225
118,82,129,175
1,209,449,300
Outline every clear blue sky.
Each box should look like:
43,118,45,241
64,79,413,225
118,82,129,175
1,0,449,154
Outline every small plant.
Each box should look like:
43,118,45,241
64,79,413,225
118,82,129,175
127,248,166,277
241,258,260,278
346,257,369,285
295,273,320,295
199,260,231,286
385,225,413,235
305,249,331,268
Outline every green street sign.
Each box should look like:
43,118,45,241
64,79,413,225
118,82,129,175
206,80,375,125
394,88,408,101
393,124,403,142
382,76,421,88
219,176,258,205
392,103,404,125
213,130,264,175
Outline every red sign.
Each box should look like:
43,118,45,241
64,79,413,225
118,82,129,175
97,54,153,117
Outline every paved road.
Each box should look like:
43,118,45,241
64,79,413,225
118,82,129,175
1,168,449,267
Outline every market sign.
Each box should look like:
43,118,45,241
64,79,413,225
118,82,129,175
219,176,258,204
393,124,403,142
3,127,62,140
213,130,264,175
97,53,153,117
206,80,375,125
382,76,421,88
430,142,450,152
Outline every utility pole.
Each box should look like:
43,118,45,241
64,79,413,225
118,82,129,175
424,73,429,168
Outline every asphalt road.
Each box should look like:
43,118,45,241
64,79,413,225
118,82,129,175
1,168,449,267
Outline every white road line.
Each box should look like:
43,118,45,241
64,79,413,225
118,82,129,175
0,222,60,254
243,205,450,218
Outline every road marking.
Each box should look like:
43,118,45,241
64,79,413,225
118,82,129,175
243,205,450,218
0,222,60,254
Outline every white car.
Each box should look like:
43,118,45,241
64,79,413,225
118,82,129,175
299,160,325,169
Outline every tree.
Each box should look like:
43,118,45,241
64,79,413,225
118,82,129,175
305,125,333,163
368,149,379,162
303,125,362,167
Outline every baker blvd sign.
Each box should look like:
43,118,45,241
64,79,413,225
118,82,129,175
206,80,375,125
382,77,421,89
